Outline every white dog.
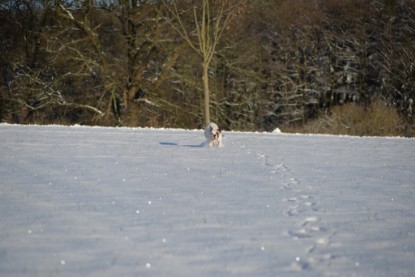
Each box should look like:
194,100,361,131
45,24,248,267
204,122,224,147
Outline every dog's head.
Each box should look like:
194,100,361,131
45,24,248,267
204,122,223,147
207,123,221,141
211,127,221,141
210,126,220,140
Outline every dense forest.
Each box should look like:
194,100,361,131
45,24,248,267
1,0,414,136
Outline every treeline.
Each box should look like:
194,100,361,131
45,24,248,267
0,0,414,135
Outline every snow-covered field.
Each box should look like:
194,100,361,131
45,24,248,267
1,124,414,277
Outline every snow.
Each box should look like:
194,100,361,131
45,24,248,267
0,124,415,276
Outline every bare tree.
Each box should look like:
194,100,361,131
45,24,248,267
0,0,107,123
54,0,113,120
163,0,243,124
115,0,190,127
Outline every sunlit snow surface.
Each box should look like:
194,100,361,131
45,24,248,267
1,124,415,276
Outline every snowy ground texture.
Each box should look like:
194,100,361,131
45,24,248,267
1,124,415,277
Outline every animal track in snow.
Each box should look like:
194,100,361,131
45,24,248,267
290,256,312,271
271,163,290,174
289,177,299,185
283,195,319,216
286,211,335,272
288,229,312,239
285,205,305,217
251,148,335,273
255,152,292,175
251,149,336,273
281,179,335,272
255,152,273,167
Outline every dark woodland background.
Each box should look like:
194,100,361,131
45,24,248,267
1,0,414,136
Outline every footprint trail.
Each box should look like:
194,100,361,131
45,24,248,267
254,150,337,273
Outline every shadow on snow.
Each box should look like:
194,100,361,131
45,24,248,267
159,142,205,148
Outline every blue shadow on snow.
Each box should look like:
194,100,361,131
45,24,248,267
159,142,205,148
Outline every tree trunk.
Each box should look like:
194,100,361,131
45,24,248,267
124,84,140,127
202,63,211,124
